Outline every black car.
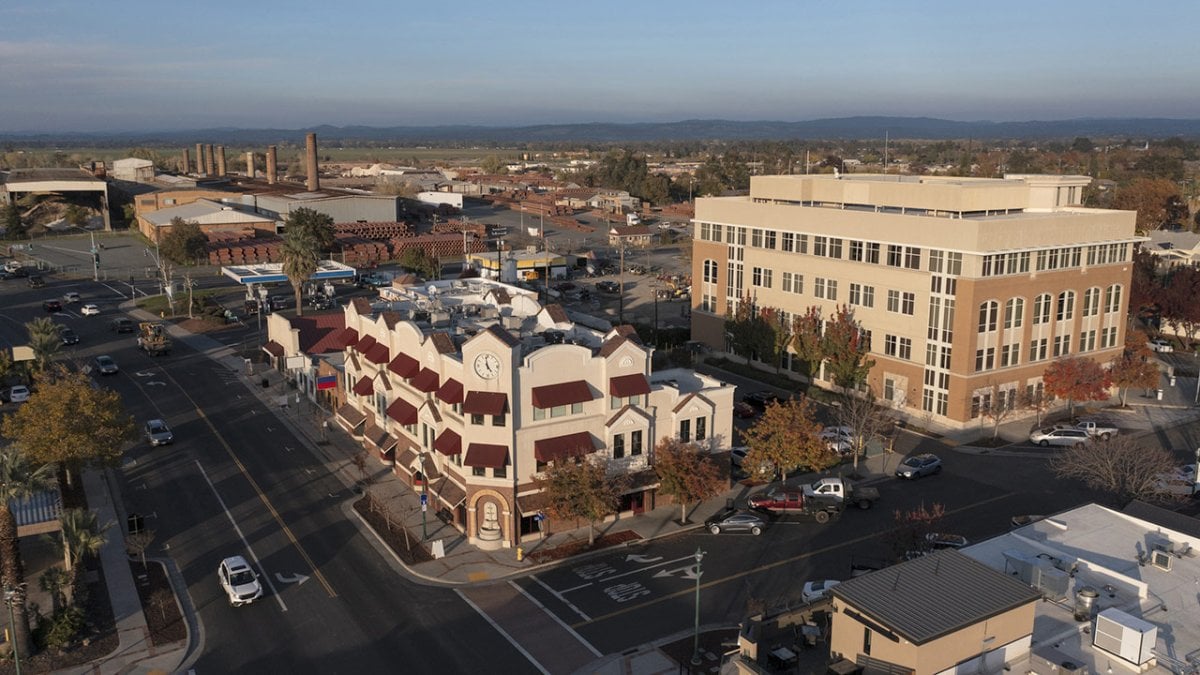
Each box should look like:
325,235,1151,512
28,275,45,288
705,508,767,536
42,299,63,313
59,327,79,345
743,391,785,408
110,318,135,333
596,280,620,294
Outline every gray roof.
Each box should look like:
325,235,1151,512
1122,500,1200,540
830,549,1040,645
9,488,62,529
1146,229,1200,252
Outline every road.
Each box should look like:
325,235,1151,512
1,273,538,674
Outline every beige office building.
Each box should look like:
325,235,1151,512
690,173,1140,427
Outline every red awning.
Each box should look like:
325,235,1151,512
388,353,420,378
336,403,366,428
363,343,390,365
386,398,418,425
436,378,464,405
531,380,593,409
463,391,507,416
411,368,440,393
534,431,596,463
263,340,285,358
332,327,358,349
352,376,374,396
609,373,651,397
464,443,509,469
364,424,398,452
355,334,377,353
433,429,462,456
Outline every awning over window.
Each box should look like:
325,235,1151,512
433,428,462,456
434,478,467,509
336,403,366,428
263,340,285,358
355,335,378,354
463,391,507,416
388,353,420,378
534,431,596,463
411,368,440,393
386,398,418,425
364,424,398,452
436,378,464,405
609,373,651,397
464,443,509,469
352,376,374,396
516,491,552,516
332,327,358,349
531,380,593,409
364,343,390,365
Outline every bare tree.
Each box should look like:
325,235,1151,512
978,383,1023,440
833,388,895,473
1049,436,1177,505
125,529,156,570
885,502,946,562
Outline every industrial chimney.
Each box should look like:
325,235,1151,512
195,143,204,175
305,133,320,191
205,144,216,176
216,146,227,176
245,152,256,179
181,148,190,174
266,145,277,184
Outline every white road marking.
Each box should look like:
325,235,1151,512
274,572,309,586
559,553,698,593
455,589,551,675
512,580,600,656
195,459,287,611
531,575,591,622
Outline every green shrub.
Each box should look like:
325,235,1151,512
41,606,84,651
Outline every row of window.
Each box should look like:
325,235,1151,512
977,286,1123,332
977,328,1119,372
980,244,1129,277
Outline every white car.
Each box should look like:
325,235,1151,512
801,580,840,603
1148,339,1174,353
819,426,855,454
80,304,101,316
62,291,81,303
7,385,30,403
1029,427,1089,447
218,556,263,607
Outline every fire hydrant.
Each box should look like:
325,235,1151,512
516,546,524,562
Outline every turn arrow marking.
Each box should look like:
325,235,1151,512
275,572,310,586
625,554,663,564
135,371,155,377
145,381,167,386
653,564,702,581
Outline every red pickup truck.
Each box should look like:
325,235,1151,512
748,490,839,523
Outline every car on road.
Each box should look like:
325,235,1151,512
596,280,620,294
705,508,767,535
733,401,757,419
801,580,840,603
59,327,79,345
1148,339,1174,353
895,453,943,479
110,318,135,333
80,304,101,316
42,299,63,313
93,355,119,375
926,532,969,550
218,556,263,607
62,291,81,303
1029,427,1089,448
6,385,30,404
743,391,785,408
27,275,45,288
144,419,174,446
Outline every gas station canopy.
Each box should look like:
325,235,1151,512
221,260,356,286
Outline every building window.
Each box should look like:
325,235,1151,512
851,241,880,264
751,228,763,248
471,413,485,425
533,407,545,421
703,259,718,284
751,267,772,288
493,413,506,427
974,347,995,372
1057,291,1075,321
813,236,827,257
887,245,903,267
781,271,803,294
1082,287,1100,317
883,377,896,402
825,279,837,301
1004,298,1024,329
494,466,507,478
1105,285,1122,314
780,232,795,252
1101,326,1118,348
679,419,691,442
696,417,706,441
1079,329,1096,352
472,467,486,477
849,283,874,308
1053,334,1071,357
863,627,872,655
884,335,911,360
814,277,826,299
1033,293,1051,325
613,433,625,458
905,247,921,269
887,290,900,313
550,405,566,418
1000,343,1020,367
1029,338,1048,361
631,430,643,455
978,301,998,332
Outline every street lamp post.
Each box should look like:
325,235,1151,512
419,453,429,540
690,547,705,667
5,587,21,675
1194,350,1199,405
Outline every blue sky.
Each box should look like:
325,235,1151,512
1,0,1197,132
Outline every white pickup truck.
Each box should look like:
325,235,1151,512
803,477,880,510
1056,420,1118,440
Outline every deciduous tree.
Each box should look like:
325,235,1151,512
1050,436,1175,505
1,368,135,485
0,445,55,658
789,306,823,377
1109,334,1162,406
535,456,629,546
741,397,833,483
886,502,945,562
159,218,208,265
822,305,874,389
833,387,895,472
1112,178,1185,231
652,438,724,523
2,202,28,239
400,248,438,280
1042,356,1111,418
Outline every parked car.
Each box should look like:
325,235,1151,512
1055,420,1118,440
59,327,79,345
62,291,81,303
80,304,101,316
42,299,63,313
1148,339,1174,353
27,275,45,288
729,447,749,466
895,453,943,479
705,508,767,535
926,532,969,550
733,402,757,419
218,556,263,607
819,426,855,454
7,385,30,404
743,391,785,409
1029,427,1089,448
1010,514,1046,529
93,355,119,375
596,280,620,294
144,419,174,446
801,580,841,603
110,318,135,333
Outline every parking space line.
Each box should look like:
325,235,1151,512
530,575,592,622
513,580,600,655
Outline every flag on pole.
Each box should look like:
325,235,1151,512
316,375,338,390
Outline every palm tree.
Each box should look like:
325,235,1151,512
56,508,110,606
0,445,55,658
26,317,61,372
280,207,334,317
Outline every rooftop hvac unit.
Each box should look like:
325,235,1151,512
1151,548,1173,570
1003,549,1036,584
1093,608,1156,666
1033,565,1070,601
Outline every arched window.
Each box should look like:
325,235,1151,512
1056,291,1075,322
703,259,718,284
1033,293,1052,325
978,300,998,333
1004,298,1024,329
1105,284,1123,314
1082,287,1101,317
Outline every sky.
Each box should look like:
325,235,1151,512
1,0,1198,133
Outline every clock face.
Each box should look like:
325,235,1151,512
474,353,501,380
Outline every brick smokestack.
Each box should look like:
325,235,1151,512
245,152,256,179
266,145,277,184
195,143,204,174
181,148,190,174
305,133,320,191
216,146,227,176
205,144,216,176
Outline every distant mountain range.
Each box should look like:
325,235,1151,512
4,116,1200,145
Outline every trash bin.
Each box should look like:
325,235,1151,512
262,377,270,389
1157,389,1164,400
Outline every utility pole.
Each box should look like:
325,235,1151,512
691,547,705,667
618,238,626,324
